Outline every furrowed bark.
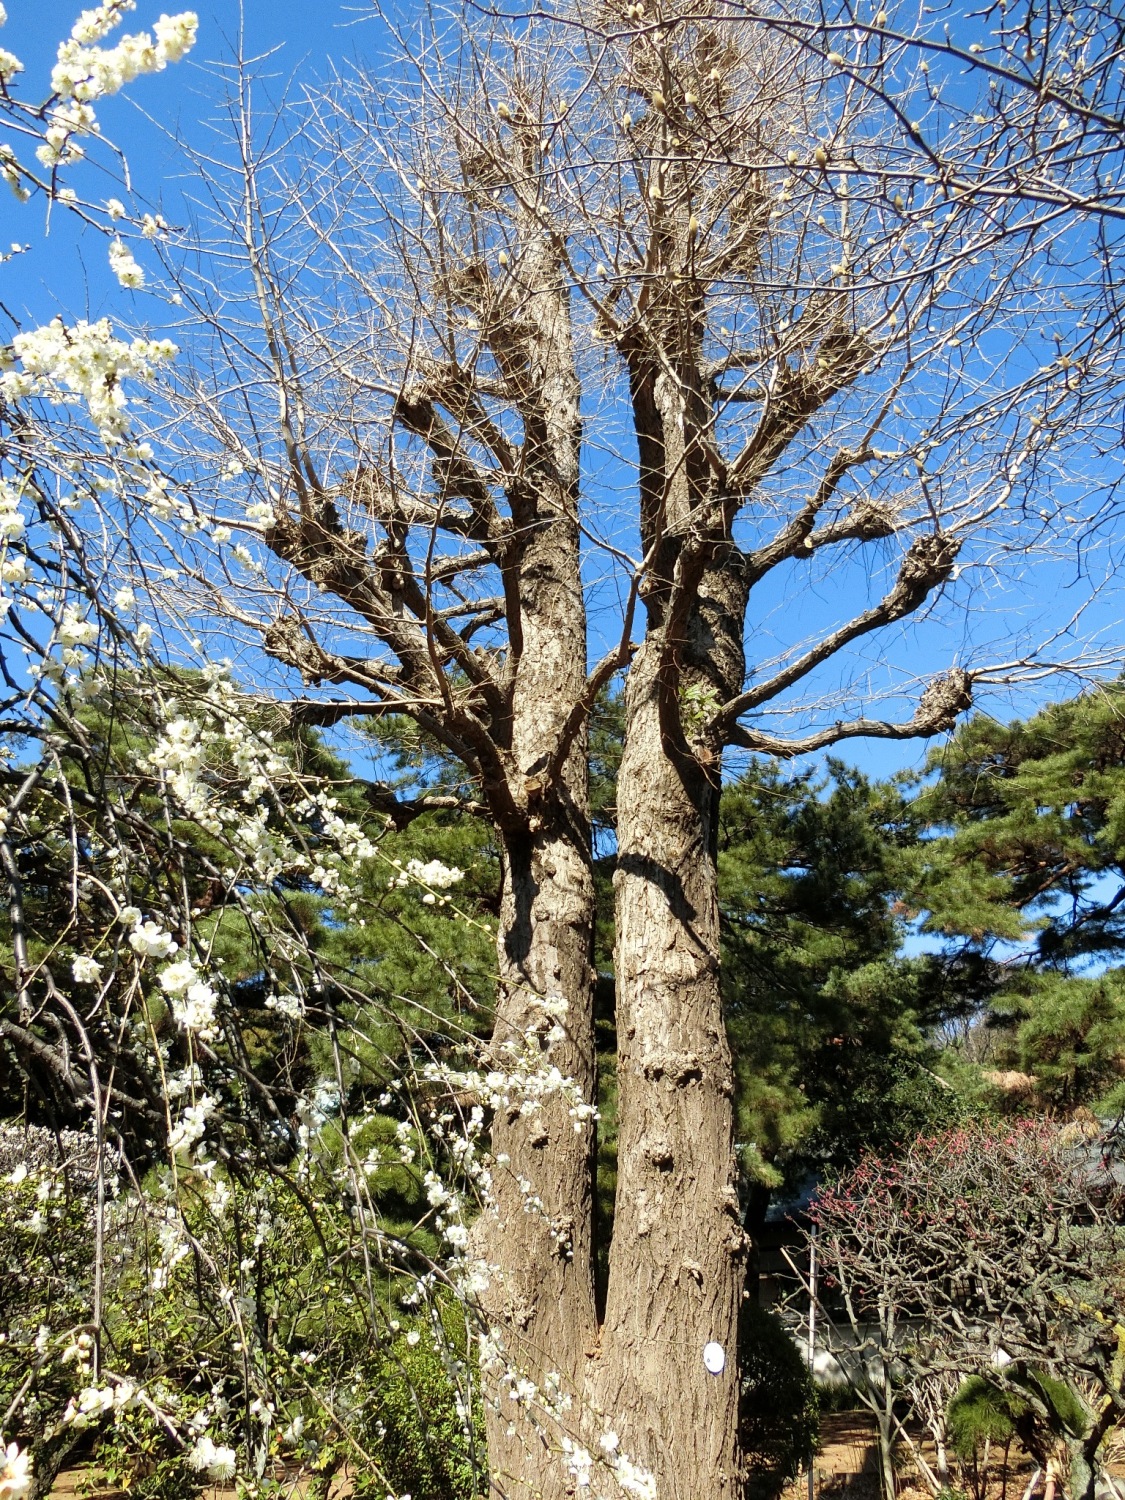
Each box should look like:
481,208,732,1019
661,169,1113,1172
471,224,599,1499
596,259,752,1487
598,626,747,1499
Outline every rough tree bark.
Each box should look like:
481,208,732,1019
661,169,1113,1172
600,629,747,1497
471,230,600,1495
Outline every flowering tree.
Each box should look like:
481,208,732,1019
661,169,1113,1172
0,8,492,1498
810,1121,1125,1500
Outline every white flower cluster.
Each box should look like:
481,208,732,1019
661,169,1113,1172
0,1441,32,1500
52,6,197,99
72,954,102,984
0,6,22,103
186,1436,237,1482
264,992,303,1020
150,1201,189,1289
168,1095,214,1153
606,1449,658,1500
392,856,465,904
62,1378,139,1428
108,235,144,288
71,1,142,46
160,959,219,1037
58,606,98,648
423,1042,598,1131
127,913,178,959
1,318,176,445
36,101,97,170
145,715,208,817
0,479,26,543
484,1357,657,1500
140,688,380,898
33,5,196,170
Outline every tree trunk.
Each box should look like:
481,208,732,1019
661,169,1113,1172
472,221,600,1497
481,817,598,1499
1067,1435,1100,1500
595,629,747,1500
877,1408,898,1500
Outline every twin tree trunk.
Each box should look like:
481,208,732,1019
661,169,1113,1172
483,631,747,1500
476,231,751,1490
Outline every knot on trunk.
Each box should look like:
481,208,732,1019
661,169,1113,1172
263,615,324,684
849,498,898,539
913,667,973,734
888,531,961,616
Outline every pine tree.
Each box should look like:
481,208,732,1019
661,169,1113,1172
912,682,1125,1113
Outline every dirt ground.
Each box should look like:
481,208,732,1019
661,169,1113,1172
48,1468,321,1499
782,1411,1125,1500
49,1414,1125,1499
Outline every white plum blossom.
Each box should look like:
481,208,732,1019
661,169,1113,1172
0,1442,32,1500
0,47,22,85
1,318,177,445
25,7,196,177
158,959,218,1032
61,1379,137,1427
424,1045,598,1130
423,1171,453,1208
152,12,197,61
71,955,102,984
0,143,25,201
158,958,196,993
186,1436,236,1480
172,980,218,1036
0,480,26,541
57,606,98,647
71,2,139,46
392,857,465,899
561,1437,593,1489
143,474,175,518
128,918,177,959
37,102,98,168
264,992,303,1019
52,10,198,102
108,235,144,288
169,1097,213,1154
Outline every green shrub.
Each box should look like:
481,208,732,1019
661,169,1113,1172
739,1301,819,1500
947,1376,1025,1457
357,1305,486,1500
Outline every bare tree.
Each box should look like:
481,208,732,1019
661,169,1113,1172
111,2,1125,1493
809,1121,1125,1500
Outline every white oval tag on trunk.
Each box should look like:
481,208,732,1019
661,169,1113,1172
703,1341,725,1375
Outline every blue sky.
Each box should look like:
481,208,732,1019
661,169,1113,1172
3,2,373,327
